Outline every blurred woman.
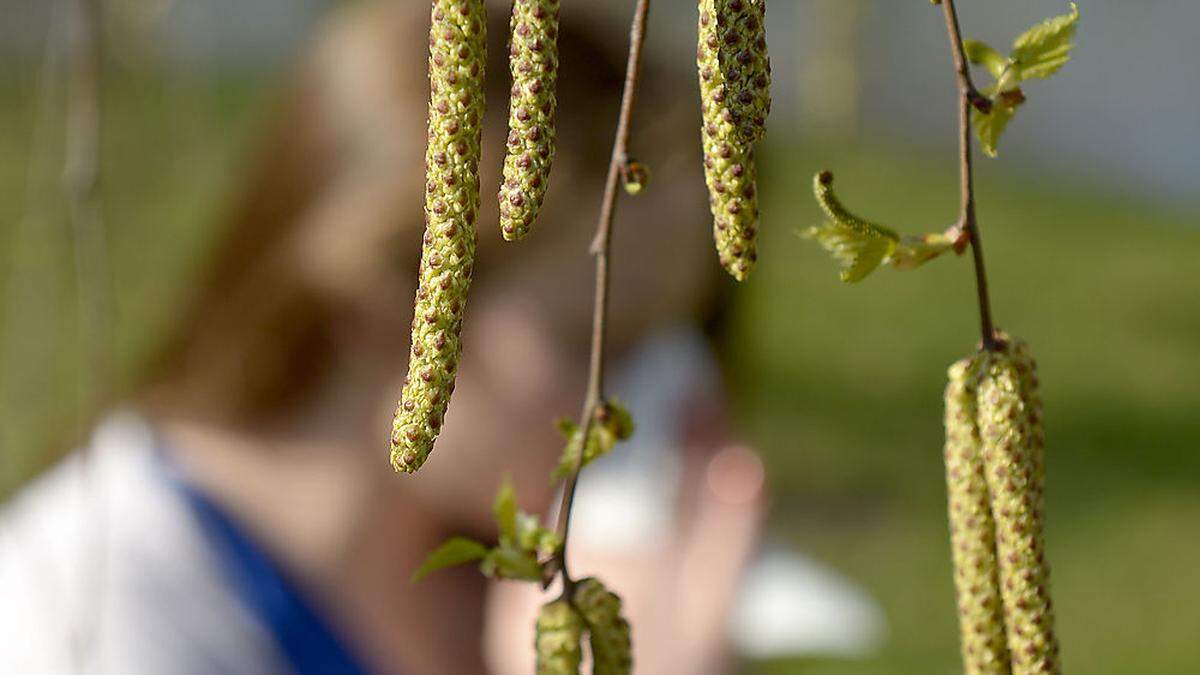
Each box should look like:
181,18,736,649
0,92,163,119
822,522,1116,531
0,2,767,674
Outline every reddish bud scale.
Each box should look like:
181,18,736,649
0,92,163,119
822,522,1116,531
499,0,560,241
390,0,487,474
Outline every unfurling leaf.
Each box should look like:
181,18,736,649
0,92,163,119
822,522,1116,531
517,511,563,558
806,171,899,283
971,90,1017,158
481,544,545,582
963,40,1007,80
1011,3,1080,81
411,536,489,582
493,474,518,544
804,172,960,279
551,399,636,481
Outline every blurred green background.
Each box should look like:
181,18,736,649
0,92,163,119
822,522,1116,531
2,1,1199,673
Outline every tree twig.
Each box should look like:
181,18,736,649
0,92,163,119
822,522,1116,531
546,0,652,592
938,0,999,350
64,0,114,408
63,0,112,666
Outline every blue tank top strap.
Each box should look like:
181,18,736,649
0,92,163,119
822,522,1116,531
153,443,373,675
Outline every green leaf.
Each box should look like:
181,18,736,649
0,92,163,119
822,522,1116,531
480,544,545,582
602,399,635,442
964,40,1008,80
411,537,489,582
493,475,517,545
972,93,1017,158
516,512,562,558
1011,3,1080,81
554,418,578,439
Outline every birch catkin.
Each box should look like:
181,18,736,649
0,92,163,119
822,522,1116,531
536,600,584,675
944,356,1012,675
499,0,560,241
390,0,487,474
573,578,633,675
978,347,1060,674
697,0,768,281
716,0,771,142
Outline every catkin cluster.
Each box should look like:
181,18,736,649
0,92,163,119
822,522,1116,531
574,578,633,675
390,0,487,474
697,0,771,281
536,600,585,675
943,337,1060,675
499,0,560,241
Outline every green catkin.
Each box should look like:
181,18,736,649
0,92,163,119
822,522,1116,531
978,347,1060,674
536,600,585,675
498,0,560,241
944,356,1012,675
390,0,487,474
573,578,633,675
716,0,771,142
697,0,765,281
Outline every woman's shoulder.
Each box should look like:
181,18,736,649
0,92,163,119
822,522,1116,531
0,411,285,674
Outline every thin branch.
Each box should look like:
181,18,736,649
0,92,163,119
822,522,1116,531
546,0,652,592
63,0,112,666
938,0,999,350
64,0,114,405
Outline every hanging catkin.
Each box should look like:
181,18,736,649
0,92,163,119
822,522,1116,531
390,0,487,474
716,0,771,142
978,344,1060,674
697,0,770,281
499,0,560,241
535,600,584,675
944,355,1012,675
573,578,633,675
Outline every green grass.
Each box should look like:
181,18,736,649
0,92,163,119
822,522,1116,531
2,72,1198,673
736,141,1200,673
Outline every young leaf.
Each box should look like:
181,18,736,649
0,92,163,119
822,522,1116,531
965,4,1079,157
971,88,1018,158
411,536,489,582
516,511,563,558
964,40,1008,80
493,475,518,544
1011,3,1080,81
480,544,544,582
805,172,899,283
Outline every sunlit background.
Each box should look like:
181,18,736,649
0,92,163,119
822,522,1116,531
1,1,1197,673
